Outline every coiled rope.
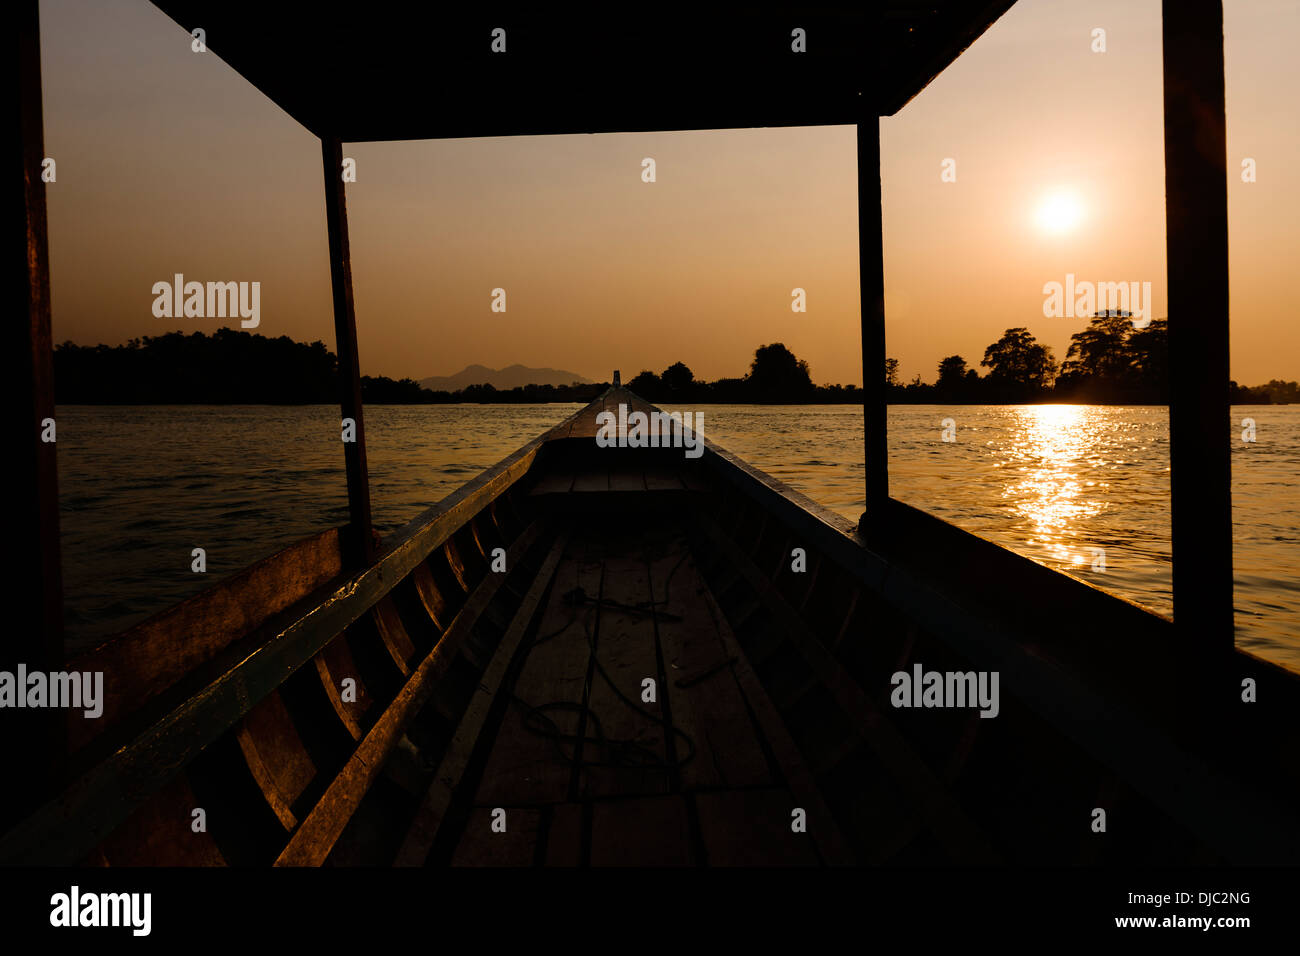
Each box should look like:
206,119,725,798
510,550,699,772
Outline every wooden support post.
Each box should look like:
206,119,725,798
857,114,889,533
1161,2,1233,685
6,0,65,819
321,137,375,566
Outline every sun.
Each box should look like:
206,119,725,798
1035,192,1085,235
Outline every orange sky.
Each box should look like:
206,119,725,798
41,0,1299,388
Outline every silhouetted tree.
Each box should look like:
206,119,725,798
936,355,968,388
660,361,695,397
362,376,436,403
628,370,661,397
934,355,984,401
54,330,340,403
460,382,498,403
1059,313,1132,383
747,343,814,403
1262,380,1300,403
981,328,1057,396
60,327,1281,407
1054,313,1169,402
1126,318,1169,397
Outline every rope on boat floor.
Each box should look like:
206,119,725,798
509,550,699,773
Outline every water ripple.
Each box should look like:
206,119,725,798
55,402,1300,671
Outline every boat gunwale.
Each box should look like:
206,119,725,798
675,398,1300,861
0,401,599,865
694,410,1300,680
66,398,596,675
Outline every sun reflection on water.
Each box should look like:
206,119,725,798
1000,405,1108,567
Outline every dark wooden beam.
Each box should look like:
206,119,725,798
857,114,889,532
6,0,65,821
321,137,374,566
1161,1,1233,680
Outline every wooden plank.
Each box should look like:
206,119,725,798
371,596,415,676
678,467,708,492
696,515,999,864
648,535,772,791
643,468,684,491
95,773,226,866
528,471,575,496
588,796,693,866
440,537,473,593
412,561,454,629
393,534,568,866
274,523,545,866
544,803,584,866
609,468,646,492
695,789,820,866
697,580,856,866
238,687,326,831
313,649,365,742
572,469,610,493
67,527,343,750
472,533,597,806
830,588,861,651
450,808,542,867
560,401,608,440
581,542,669,799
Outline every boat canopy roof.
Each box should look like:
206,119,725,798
148,1,1017,139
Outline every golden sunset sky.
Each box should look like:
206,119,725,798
41,0,1298,388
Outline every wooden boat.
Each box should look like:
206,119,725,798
9,1,1297,870
4,387,1299,867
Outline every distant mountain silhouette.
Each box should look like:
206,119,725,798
419,364,591,391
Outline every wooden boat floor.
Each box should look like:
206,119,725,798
440,509,825,866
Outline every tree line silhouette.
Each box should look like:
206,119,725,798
53,320,1295,405
52,331,607,405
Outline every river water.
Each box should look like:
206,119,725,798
56,403,1299,668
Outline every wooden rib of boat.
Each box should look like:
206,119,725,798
4,387,1299,867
